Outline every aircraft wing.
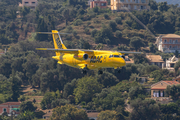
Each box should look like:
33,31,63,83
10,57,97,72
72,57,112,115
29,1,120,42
36,48,94,53
36,48,142,54
117,51,142,54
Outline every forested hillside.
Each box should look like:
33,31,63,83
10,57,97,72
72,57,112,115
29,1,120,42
155,0,180,6
0,0,180,119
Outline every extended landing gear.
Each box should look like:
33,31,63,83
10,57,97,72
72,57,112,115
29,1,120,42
82,69,87,74
98,70,103,75
82,65,88,75
115,68,121,73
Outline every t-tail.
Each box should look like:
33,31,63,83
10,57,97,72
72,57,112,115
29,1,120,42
51,30,67,56
37,30,68,56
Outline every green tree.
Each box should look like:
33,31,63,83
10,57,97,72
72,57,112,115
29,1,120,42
51,104,89,120
129,85,146,100
150,70,163,82
174,60,180,75
17,111,35,120
73,76,103,104
130,37,144,51
130,99,160,120
158,2,169,12
97,110,120,120
20,101,37,113
62,9,70,26
115,30,122,38
40,92,56,109
96,71,119,87
109,20,117,32
165,85,180,100
133,54,149,64
35,18,48,41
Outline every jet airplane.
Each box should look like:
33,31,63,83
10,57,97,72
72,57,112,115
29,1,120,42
36,30,141,74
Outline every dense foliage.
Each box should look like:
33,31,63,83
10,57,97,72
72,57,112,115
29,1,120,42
0,0,180,119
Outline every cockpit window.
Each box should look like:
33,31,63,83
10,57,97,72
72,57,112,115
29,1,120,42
114,55,120,57
109,55,113,58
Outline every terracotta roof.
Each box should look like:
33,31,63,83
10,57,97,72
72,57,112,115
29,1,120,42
0,102,21,106
87,112,99,118
43,111,52,117
162,34,180,38
163,81,180,85
146,55,164,63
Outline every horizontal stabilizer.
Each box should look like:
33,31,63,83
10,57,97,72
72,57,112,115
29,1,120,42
36,32,71,35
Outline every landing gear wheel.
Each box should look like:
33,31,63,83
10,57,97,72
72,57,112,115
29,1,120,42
82,69,87,74
98,70,103,75
117,69,121,73
115,68,121,73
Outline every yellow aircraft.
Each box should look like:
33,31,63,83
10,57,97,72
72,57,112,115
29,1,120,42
36,30,141,74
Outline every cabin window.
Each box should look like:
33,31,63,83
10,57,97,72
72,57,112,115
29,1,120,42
114,55,120,57
109,55,113,58
141,0,145,3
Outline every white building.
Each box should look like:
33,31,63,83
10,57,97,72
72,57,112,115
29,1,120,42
19,0,38,10
156,34,180,53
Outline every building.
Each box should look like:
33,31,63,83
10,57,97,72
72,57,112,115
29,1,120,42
19,0,38,10
90,0,108,9
125,56,134,64
87,111,99,120
0,102,21,116
165,55,179,71
42,110,52,119
173,75,180,83
146,55,165,68
151,81,180,98
111,0,150,11
156,34,180,53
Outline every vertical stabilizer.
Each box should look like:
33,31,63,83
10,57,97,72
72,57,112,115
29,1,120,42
52,30,67,56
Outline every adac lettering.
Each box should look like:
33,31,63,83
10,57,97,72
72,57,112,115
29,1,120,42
90,56,102,63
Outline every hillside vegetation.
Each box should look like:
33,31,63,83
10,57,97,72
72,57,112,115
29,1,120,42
1,0,180,120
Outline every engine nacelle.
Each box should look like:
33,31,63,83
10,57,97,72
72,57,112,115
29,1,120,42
74,53,89,60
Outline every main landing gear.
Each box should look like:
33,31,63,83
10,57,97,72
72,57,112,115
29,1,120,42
98,69,103,75
82,65,88,75
115,68,121,73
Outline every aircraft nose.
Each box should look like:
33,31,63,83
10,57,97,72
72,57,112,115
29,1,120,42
121,58,126,66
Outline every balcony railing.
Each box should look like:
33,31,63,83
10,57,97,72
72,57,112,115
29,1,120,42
163,42,180,44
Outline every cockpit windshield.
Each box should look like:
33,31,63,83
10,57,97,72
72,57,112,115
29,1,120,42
109,55,121,58
114,55,120,57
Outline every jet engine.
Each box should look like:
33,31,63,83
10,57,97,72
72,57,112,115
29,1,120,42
74,53,89,60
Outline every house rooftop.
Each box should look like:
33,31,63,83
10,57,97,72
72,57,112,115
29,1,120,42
146,55,164,63
163,81,180,85
0,102,21,106
162,34,180,38
87,112,99,118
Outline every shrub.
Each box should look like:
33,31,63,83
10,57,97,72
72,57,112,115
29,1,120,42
93,19,100,23
115,30,122,38
109,20,117,31
73,19,83,26
115,17,122,24
84,28,89,34
73,30,77,37
104,13,110,20
91,29,97,37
